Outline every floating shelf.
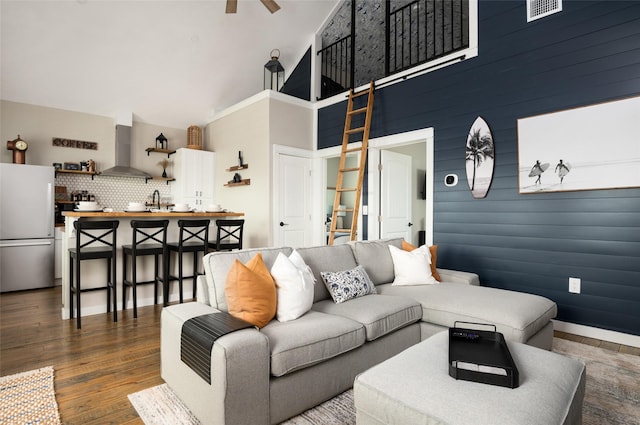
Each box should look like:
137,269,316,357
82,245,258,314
145,176,176,185
146,147,176,158
224,179,251,187
55,169,99,180
226,164,249,172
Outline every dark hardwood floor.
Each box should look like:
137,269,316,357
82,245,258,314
0,286,166,425
1,286,638,424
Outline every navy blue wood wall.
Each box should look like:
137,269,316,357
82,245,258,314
282,48,312,101
317,1,640,336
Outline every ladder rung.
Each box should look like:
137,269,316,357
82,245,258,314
352,89,372,98
340,167,360,172
334,229,351,233
344,147,362,153
346,127,365,134
337,188,357,192
334,208,354,213
348,107,368,115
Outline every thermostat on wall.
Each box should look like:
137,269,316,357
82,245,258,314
444,174,458,187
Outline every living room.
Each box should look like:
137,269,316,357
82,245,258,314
1,0,639,423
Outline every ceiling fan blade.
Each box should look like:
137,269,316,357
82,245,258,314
259,0,280,14
226,0,237,13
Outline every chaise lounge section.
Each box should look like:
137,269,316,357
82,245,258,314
161,238,557,425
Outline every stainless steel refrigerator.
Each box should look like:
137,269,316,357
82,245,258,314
0,163,55,292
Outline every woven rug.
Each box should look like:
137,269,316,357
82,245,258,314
0,366,61,425
130,338,640,425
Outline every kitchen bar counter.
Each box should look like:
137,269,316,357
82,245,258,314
63,210,244,218
60,210,244,321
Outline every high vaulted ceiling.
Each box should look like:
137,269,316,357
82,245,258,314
1,0,340,129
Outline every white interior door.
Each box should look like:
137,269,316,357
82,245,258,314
275,152,312,248
380,150,412,240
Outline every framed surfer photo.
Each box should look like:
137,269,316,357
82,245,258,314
517,96,640,194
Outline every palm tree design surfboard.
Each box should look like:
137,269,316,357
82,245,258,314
465,116,495,199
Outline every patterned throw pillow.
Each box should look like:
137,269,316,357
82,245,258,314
320,265,377,304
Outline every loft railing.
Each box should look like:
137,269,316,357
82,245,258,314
317,0,469,100
318,35,354,99
386,0,469,74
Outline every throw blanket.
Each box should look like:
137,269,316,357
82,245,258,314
181,312,255,384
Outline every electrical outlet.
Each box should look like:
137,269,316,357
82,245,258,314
362,205,368,215
569,277,581,294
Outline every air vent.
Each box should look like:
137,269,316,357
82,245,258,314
527,0,562,22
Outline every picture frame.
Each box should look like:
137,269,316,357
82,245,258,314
517,96,640,193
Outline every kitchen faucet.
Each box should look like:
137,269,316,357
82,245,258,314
152,189,161,210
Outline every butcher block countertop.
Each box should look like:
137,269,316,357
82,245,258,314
63,211,244,218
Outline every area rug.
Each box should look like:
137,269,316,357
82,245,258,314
129,338,640,425
0,366,61,425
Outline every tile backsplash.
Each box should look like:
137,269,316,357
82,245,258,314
55,174,172,211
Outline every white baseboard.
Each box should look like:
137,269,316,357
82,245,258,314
553,320,640,348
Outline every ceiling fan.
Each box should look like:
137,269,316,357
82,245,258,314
226,0,281,14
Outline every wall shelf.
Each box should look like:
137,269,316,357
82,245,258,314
145,176,175,185
226,164,248,172
224,179,251,187
146,147,176,158
55,169,99,180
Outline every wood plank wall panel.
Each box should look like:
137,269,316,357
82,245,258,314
317,1,640,336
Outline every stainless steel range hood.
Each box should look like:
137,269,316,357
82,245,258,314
100,125,151,178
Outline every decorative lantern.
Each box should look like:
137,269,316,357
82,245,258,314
155,133,167,149
264,49,284,91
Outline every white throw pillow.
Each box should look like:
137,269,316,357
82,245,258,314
271,251,315,322
389,244,439,286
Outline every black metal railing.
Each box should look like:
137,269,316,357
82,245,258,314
318,35,354,99
387,0,469,74
317,0,469,100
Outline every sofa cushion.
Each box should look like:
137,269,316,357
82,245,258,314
402,241,442,282
312,294,422,341
376,283,557,343
321,265,376,304
349,238,403,285
203,247,292,312
296,244,358,303
260,310,365,377
225,253,277,328
271,251,315,322
389,245,438,286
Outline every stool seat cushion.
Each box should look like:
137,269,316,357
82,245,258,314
354,331,586,425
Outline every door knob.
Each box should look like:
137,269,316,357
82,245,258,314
279,221,289,227
408,222,413,227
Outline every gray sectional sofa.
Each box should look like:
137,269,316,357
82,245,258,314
161,238,557,425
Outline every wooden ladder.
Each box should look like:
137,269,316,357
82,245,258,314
328,81,375,245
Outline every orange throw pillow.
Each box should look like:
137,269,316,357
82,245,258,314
225,253,277,328
401,241,441,282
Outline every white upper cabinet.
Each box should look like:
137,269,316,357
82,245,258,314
171,148,215,209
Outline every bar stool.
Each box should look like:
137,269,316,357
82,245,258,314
207,219,244,252
68,219,119,329
166,219,210,304
122,220,169,318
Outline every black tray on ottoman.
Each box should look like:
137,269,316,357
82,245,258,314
448,321,519,388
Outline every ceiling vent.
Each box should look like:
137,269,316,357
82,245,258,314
527,0,562,22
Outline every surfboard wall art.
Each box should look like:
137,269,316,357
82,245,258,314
465,116,495,199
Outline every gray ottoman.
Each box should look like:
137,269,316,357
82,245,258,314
354,332,586,425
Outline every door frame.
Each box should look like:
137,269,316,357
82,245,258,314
272,144,316,247
367,128,435,244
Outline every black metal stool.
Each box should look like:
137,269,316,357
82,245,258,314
166,219,210,304
122,220,169,318
207,219,244,252
68,219,119,329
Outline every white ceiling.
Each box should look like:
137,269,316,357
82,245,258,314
1,0,340,129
